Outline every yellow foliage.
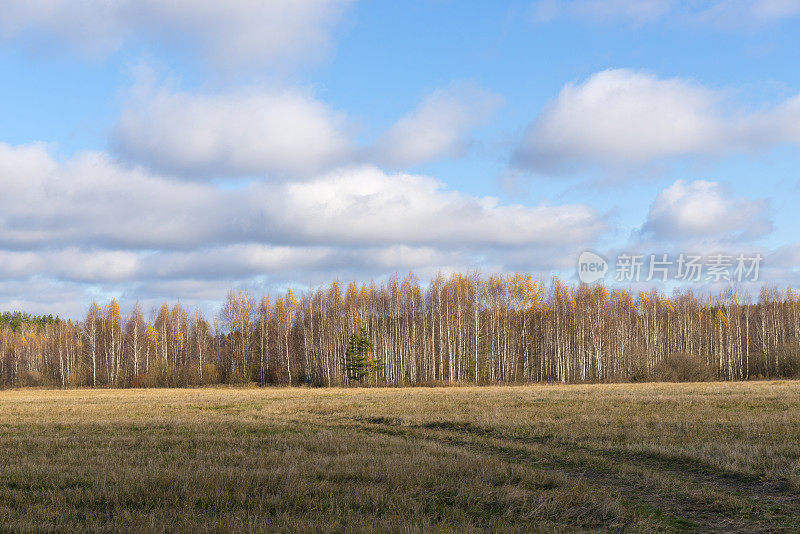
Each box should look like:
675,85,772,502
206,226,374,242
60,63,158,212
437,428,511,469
146,326,159,346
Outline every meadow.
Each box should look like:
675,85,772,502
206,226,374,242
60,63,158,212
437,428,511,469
1,382,800,532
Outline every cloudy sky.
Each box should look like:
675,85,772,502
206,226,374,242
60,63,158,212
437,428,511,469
1,0,799,316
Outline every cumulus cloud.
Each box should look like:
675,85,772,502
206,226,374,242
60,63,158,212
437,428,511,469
514,69,726,171
0,144,241,249
114,84,353,178
514,69,800,172
0,249,140,283
0,143,601,250
0,0,352,66
372,84,502,168
115,80,501,178
275,166,598,246
641,180,771,242
0,142,603,313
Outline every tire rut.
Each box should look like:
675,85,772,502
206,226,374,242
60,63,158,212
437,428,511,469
392,418,800,518
347,417,800,533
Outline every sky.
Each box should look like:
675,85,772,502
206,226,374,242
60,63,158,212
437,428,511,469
1,0,800,317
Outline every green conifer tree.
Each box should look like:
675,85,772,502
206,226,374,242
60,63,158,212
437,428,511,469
344,327,383,381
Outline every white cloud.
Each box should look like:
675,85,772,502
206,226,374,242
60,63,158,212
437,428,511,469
514,69,726,171
275,166,599,246
0,146,240,249
372,84,502,168
514,69,800,172
0,142,603,313
0,0,353,66
116,81,502,178
0,249,140,282
115,84,353,178
113,78,501,179
641,180,771,241
6,142,596,250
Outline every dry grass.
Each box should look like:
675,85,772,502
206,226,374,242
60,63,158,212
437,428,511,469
1,382,800,532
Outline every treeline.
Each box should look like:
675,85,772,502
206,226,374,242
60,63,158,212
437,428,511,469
2,273,800,388
0,311,59,332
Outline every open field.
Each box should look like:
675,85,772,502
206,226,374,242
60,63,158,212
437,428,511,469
1,383,800,532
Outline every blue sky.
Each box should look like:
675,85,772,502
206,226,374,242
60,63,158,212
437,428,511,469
1,0,800,316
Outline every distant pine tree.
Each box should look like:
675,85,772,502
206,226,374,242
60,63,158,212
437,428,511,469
0,311,59,331
343,327,383,382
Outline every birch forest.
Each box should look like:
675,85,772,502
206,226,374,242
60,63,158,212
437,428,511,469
2,273,800,388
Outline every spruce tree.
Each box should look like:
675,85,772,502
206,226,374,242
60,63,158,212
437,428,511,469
344,327,383,381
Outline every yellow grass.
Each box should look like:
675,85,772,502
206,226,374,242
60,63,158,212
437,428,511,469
1,382,800,532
